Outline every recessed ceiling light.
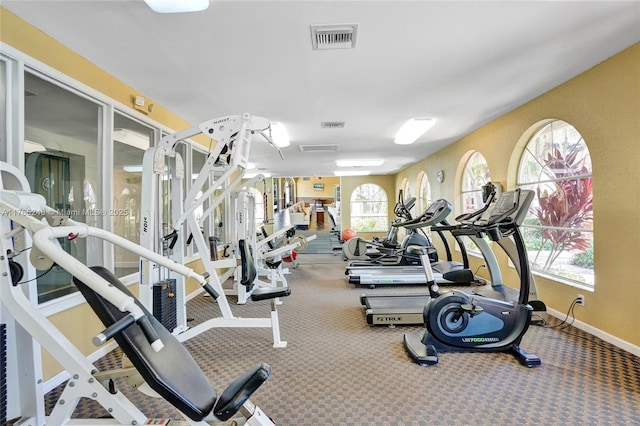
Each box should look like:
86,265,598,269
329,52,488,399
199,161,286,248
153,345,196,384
270,123,290,148
336,159,384,167
334,170,371,177
144,0,209,13
394,118,435,145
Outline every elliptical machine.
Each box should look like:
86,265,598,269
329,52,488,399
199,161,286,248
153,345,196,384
343,190,433,265
403,188,541,367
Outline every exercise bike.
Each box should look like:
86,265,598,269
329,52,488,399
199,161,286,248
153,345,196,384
403,188,541,367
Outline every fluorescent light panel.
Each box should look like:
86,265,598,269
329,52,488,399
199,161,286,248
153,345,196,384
334,170,371,177
394,118,435,145
114,128,150,150
144,0,209,13
336,159,384,167
123,165,144,173
270,122,290,148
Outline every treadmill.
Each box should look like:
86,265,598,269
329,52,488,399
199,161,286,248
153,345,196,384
347,199,488,288
359,246,443,326
359,199,507,327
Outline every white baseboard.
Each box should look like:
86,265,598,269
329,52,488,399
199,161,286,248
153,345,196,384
547,307,640,357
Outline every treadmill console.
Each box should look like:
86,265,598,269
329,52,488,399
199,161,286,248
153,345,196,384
477,189,534,227
402,199,452,230
422,199,452,225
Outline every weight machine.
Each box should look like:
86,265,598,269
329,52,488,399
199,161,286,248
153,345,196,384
224,175,300,304
139,113,289,347
0,161,277,425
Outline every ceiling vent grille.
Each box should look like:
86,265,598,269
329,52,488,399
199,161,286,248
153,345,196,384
321,121,345,129
299,144,339,153
310,24,358,50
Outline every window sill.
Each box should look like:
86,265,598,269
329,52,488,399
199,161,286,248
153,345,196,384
529,268,594,292
39,272,139,317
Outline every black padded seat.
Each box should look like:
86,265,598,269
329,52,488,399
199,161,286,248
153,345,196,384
251,286,291,301
214,362,270,420
265,259,282,269
73,266,217,421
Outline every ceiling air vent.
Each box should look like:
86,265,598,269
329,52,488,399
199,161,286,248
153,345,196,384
299,144,339,153
321,121,345,129
310,24,358,50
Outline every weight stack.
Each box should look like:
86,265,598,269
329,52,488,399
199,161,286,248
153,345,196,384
153,279,177,332
1,324,7,426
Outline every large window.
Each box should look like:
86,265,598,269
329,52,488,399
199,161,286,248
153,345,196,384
350,183,388,232
24,72,103,303
113,113,153,277
3,49,229,310
517,120,593,288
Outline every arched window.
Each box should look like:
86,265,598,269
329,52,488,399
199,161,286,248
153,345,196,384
460,152,491,255
401,177,411,200
350,183,388,232
461,151,491,214
517,120,593,288
418,172,432,213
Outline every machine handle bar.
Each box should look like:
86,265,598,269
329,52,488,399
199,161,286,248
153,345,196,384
93,314,136,346
93,313,164,352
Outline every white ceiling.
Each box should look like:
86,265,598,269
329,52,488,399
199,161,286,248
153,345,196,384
4,1,640,177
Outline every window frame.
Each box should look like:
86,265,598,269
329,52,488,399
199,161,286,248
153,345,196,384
349,183,389,233
0,43,208,314
459,151,491,257
516,120,594,290
418,171,431,213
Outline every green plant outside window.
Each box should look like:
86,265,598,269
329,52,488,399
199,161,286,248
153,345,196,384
517,120,594,287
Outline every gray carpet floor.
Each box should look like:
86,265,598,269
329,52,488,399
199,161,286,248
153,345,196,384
295,229,342,254
45,253,640,425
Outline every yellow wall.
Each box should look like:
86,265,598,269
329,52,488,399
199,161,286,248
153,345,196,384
395,43,640,347
295,176,340,200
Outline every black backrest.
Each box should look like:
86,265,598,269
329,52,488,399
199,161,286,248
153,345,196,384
238,239,257,287
73,266,217,421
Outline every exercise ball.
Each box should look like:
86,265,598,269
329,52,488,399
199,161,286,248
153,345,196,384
283,251,298,263
342,228,357,241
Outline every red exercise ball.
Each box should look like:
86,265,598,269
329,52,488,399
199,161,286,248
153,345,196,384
342,228,357,241
283,251,298,263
